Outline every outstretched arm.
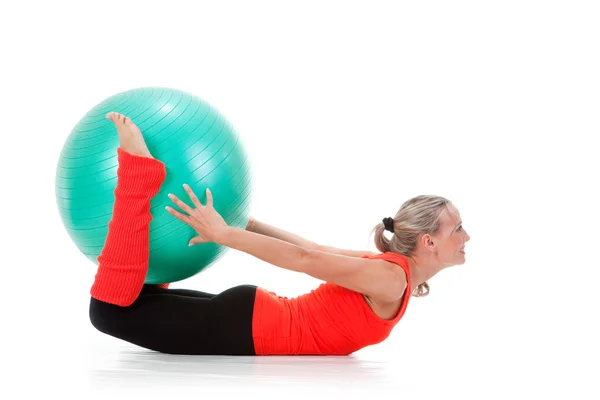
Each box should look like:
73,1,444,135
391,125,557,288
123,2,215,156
216,227,404,302
247,217,377,257
217,226,311,274
245,217,320,250
166,188,393,297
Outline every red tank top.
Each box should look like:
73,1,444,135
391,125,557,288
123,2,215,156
251,252,411,355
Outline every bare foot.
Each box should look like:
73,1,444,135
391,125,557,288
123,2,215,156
106,112,153,158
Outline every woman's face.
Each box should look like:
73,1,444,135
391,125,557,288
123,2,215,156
435,206,470,266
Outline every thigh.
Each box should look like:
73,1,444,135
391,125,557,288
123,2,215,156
89,285,257,355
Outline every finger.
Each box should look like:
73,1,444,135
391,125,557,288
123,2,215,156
205,188,213,208
189,236,205,246
168,193,195,214
183,183,203,209
165,205,192,224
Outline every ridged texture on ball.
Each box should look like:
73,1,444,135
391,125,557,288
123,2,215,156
55,87,253,283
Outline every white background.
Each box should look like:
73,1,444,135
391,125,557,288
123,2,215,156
2,1,599,399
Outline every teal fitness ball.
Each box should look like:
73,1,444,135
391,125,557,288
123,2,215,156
55,87,253,284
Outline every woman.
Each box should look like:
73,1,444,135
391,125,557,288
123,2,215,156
89,112,470,356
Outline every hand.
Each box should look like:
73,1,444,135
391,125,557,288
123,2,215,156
165,184,229,245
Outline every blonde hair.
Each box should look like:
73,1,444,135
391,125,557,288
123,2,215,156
370,195,453,298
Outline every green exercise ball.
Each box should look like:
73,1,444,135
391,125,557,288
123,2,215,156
55,87,253,284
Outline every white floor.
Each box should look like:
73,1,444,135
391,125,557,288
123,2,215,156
86,348,403,397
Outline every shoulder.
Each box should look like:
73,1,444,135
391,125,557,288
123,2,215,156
366,251,409,265
302,250,406,302
364,252,411,295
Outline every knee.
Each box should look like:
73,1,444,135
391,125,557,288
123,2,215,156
88,297,175,354
89,297,127,336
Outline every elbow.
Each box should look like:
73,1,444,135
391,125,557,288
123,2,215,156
294,246,314,273
310,243,325,252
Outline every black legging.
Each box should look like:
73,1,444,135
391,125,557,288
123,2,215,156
89,284,257,355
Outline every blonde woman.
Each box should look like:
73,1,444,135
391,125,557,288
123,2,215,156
89,112,470,356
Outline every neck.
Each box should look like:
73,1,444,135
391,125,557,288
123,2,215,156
406,255,443,291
